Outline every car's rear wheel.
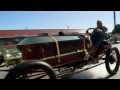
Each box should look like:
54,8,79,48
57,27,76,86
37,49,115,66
5,61,57,79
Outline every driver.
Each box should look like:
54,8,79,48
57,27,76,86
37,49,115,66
86,20,108,58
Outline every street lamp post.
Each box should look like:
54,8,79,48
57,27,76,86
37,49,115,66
113,11,117,43
67,26,69,29
113,11,116,33
26,25,28,30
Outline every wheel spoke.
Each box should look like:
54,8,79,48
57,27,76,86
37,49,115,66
15,68,51,79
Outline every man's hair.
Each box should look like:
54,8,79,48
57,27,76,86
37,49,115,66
97,20,102,24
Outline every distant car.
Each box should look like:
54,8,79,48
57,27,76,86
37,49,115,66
110,33,120,44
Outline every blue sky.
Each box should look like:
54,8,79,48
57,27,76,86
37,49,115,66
0,11,119,32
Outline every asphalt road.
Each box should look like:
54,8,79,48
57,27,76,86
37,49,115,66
0,42,120,79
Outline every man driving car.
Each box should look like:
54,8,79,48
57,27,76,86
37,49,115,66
86,20,108,58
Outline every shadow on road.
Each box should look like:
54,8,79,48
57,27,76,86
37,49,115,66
65,71,113,79
104,75,114,79
63,62,117,79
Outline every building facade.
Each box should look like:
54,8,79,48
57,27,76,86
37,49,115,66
0,29,86,45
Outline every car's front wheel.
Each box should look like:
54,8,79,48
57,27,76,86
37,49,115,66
105,47,120,75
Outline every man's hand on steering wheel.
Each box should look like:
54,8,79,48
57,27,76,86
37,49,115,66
86,28,95,35
94,28,102,33
86,30,89,35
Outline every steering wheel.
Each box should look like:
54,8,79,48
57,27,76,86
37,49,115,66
86,28,95,35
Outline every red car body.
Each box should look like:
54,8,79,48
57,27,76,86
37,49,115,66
17,35,86,67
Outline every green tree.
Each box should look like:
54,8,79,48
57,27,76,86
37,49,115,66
112,24,120,34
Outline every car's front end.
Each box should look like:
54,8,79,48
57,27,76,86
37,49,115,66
0,46,22,66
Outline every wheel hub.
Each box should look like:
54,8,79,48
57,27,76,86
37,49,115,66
110,56,116,64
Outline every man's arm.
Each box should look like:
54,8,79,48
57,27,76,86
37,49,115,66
102,26,108,33
94,26,108,33
101,26,108,38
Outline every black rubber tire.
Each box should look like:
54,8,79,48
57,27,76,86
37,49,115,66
5,61,57,79
105,47,120,75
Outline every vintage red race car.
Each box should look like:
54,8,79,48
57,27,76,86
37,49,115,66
2,28,120,79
